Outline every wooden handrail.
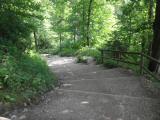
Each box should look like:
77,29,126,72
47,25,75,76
100,49,160,81
100,49,140,55
142,53,160,65
100,49,160,65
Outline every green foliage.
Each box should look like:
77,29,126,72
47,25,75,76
107,0,153,53
50,40,82,57
105,40,128,51
0,0,43,52
48,0,115,52
0,49,56,103
103,59,118,68
59,48,77,57
102,0,155,73
76,47,101,63
37,33,54,50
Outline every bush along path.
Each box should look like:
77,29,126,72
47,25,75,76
4,55,160,120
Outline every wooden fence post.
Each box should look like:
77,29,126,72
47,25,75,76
140,53,144,75
101,50,104,64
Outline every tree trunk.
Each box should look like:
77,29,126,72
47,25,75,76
147,0,154,55
59,33,62,51
148,0,154,25
73,30,76,43
141,32,145,53
148,0,160,72
128,13,132,45
33,31,38,52
82,0,85,43
86,0,93,46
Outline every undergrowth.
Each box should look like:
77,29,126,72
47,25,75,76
0,47,56,103
59,48,77,57
76,47,101,64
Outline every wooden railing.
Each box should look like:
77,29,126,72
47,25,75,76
100,49,160,81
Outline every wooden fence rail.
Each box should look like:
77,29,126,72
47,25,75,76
100,49,160,81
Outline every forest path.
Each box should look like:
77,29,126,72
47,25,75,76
9,56,160,120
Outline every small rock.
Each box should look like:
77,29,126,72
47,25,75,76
102,115,111,120
10,115,17,120
128,69,133,73
23,103,27,107
54,87,59,90
49,116,55,119
81,101,89,105
117,119,123,120
61,109,73,114
86,57,95,64
23,108,28,113
63,84,72,87
27,99,31,103
19,115,26,120
42,109,49,113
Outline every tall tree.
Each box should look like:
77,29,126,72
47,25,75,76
86,0,94,46
0,0,42,52
147,0,154,55
34,31,39,52
50,0,67,51
148,0,154,25
148,0,160,72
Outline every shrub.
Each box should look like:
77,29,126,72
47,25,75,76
103,59,118,68
39,48,59,55
59,48,77,57
76,47,101,64
0,50,56,103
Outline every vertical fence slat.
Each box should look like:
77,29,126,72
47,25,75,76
140,53,144,75
101,50,104,63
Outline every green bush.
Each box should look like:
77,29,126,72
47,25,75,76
103,59,118,68
0,50,56,103
39,48,59,55
76,47,101,64
59,48,77,57
61,40,82,50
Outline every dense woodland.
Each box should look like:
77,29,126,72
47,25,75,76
0,0,160,103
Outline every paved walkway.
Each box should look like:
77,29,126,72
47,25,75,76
7,56,160,120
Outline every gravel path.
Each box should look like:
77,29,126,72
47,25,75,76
4,56,160,120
